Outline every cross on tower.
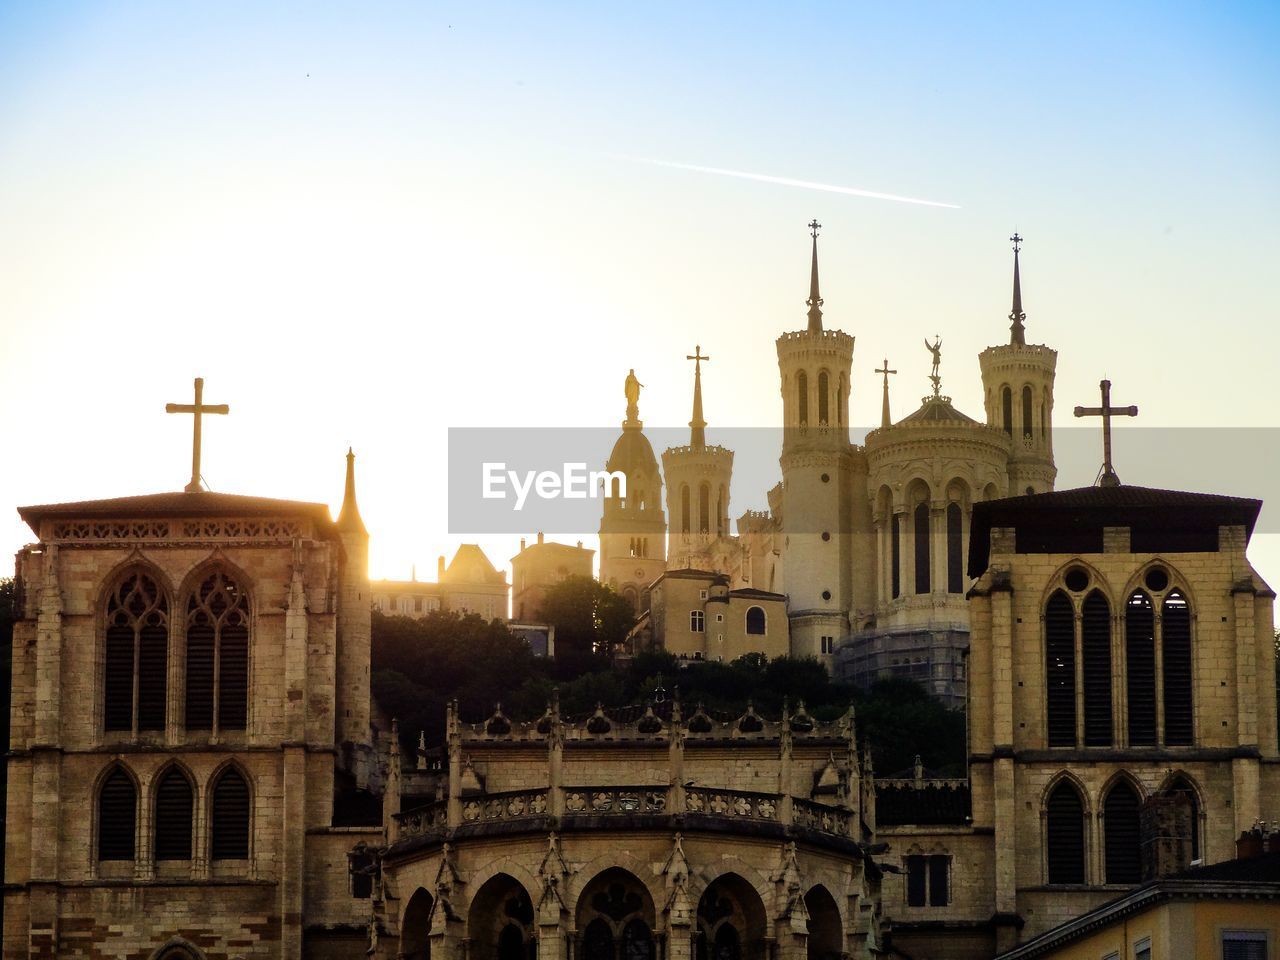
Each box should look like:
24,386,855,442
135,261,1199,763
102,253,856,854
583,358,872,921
1073,379,1138,488
875,359,897,429
808,219,821,238
687,345,710,371
875,358,896,384
166,377,229,493
1010,232,1023,252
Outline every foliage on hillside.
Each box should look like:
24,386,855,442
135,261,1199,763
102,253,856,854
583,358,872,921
370,575,967,775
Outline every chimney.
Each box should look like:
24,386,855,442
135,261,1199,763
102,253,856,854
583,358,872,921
411,563,417,582
1141,794,1193,880
577,540,583,549
437,555,446,581
520,538,527,552
1237,825,1266,861
537,531,545,545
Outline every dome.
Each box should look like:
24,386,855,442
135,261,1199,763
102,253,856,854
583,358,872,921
606,425,661,478
896,395,979,426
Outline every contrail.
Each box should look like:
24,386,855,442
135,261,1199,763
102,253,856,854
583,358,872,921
624,156,961,209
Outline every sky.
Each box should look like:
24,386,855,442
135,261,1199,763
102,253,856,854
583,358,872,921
1,2,1278,591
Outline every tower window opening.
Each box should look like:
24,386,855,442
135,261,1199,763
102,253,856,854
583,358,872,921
946,502,963,593
680,484,690,534
1001,386,1013,436
797,371,809,427
698,482,710,534
1045,591,1076,747
818,371,830,425
1022,384,1034,438
913,502,930,594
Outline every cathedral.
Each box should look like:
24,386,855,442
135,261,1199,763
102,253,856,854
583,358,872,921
602,227,1055,708
6,230,1280,959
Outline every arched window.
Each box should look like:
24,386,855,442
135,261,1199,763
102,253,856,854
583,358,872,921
698,483,710,534
1125,591,1156,746
1001,386,1013,436
154,767,193,860
1103,780,1142,884
98,767,137,861
185,570,249,732
211,767,251,859
745,606,766,635
913,502,930,594
583,919,614,960
797,371,809,426
680,484,690,534
1045,780,1086,884
623,919,654,960
1081,591,1112,747
714,926,741,960
1162,591,1193,746
104,571,169,733
946,502,963,593
818,371,830,425
498,925,527,960
1045,592,1076,747
891,514,901,599
717,485,726,537
837,374,846,426
401,888,434,960
1022,385,1034,438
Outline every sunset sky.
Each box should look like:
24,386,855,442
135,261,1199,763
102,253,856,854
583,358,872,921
2,2,1278,590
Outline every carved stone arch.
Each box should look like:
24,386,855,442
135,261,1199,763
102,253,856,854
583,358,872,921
692,871,771,960
177,552,256,614
466,871,539,960
686,863,772,917
96,551,176,618
575,865,659,960
1119,559,1200,613
569,850,664,920
148,938,206,960
801,884,842,960
1041,770,1093,816
401,886,435,960
149,755,199,798
462,859,541,919
1099,768,1148,805
207,757,254,860
93,757,141,796
874,484,894,523
151,758,196,861
1156,768,1206,805
902,476,933,506
943,476,972,506
1039,558,1116,612
1157,769,1206,859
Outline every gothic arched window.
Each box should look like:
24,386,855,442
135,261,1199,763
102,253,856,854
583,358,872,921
1045,780,1086,884
1001,386,1013,436
680,484,691,534
1103,780,1142,884
211,767,251,859
913,502,930,594
818,371,830,425
1022,385,1034,438
623,918,654,960
583,919,613,960
98,766,137,861
1081,591,1112,747
1045,592,1076,747
945,502,963,593
698,483,710,534
104,571,169,733
154,767,194,860
1125,591,1157,746
185,570,249,733
745,606,766,635
717,485,726,537
1162,591,1193,746
797,371,809,427
891,514,901,599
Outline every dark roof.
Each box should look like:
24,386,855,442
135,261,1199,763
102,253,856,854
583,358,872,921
968,484,1263,577
896,395,979,425
876,782,971,826
659,568,728,582
1172,850,1280,884
729,587,787,601
19,490,335,532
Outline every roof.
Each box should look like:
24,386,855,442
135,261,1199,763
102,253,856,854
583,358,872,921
18,490,336,534
996,853,1280,959
606,425,660,477
895,395,979,426
658,568,728,583
728,587,787,601
968,484,1263,578
442,544,507,586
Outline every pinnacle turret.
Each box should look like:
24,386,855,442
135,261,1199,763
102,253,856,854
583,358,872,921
687,345,710,448
806,219,823,333
1009,233,1026,346
336,447,367,534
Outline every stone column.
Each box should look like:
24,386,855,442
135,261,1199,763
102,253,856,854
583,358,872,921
447,701,463,829
280,744,307,957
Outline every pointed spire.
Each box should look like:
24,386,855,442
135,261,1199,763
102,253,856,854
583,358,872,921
1009,233,1026,346
336,447,367,534
686,345,710,448
806,219,824,333
875,359,896,429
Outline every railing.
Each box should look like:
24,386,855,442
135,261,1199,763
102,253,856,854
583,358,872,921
460,788,550,824
685,787,779,822
394,800,448,840
793,798,852,836
564,786,668,815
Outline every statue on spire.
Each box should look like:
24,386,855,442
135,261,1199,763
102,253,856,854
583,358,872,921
924,336,943,397
1009,233,1027,346
624,368,644,423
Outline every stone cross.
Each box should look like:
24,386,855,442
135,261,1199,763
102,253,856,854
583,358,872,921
1073,379,1138,488
687,345,710,373
808,219,821,239
166,377,229,493
876,359,897,429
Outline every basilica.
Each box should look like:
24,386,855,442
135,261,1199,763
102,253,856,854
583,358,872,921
5,230,1280,959
605,228,1055,708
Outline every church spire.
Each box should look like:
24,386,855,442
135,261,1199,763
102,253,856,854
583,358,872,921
337,447,367,534
875,359,896,429
1009,233,1026,346
806,219,824,333
687,345,710,448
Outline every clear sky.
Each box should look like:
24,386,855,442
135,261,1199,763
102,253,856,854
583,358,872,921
2,2,1278,589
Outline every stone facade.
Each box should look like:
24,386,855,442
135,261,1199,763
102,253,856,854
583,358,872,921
4,460,380,959
510,535,595,623
640,569,789,663
372,545,509,622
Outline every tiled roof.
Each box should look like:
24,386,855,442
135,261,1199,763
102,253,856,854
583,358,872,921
18,490,334,530
896,396,979,425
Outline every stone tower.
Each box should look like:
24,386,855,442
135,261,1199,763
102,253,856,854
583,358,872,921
335,447,373,786
777,222,858,659
598,371,667,612
662,346,734,572
979,235,1058,495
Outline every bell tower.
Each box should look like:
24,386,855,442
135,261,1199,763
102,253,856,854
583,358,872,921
777,221,857,659
662,346,734,572
979,234,1058,495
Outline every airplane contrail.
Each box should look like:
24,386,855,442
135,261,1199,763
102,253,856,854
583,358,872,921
623,156,961,209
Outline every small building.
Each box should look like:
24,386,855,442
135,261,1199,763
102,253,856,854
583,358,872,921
509,532,594,621
644,568,789,662
372,545,508,621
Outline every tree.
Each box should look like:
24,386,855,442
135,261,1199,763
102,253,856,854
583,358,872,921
538,575,633,670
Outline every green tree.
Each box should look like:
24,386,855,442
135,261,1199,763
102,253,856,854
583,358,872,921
538,575,633,671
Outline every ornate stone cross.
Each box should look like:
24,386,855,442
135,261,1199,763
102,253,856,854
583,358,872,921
687,345,710,373
1073,379,1138,488
166,377,229,493
808,219,821,238
876,359,897,429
